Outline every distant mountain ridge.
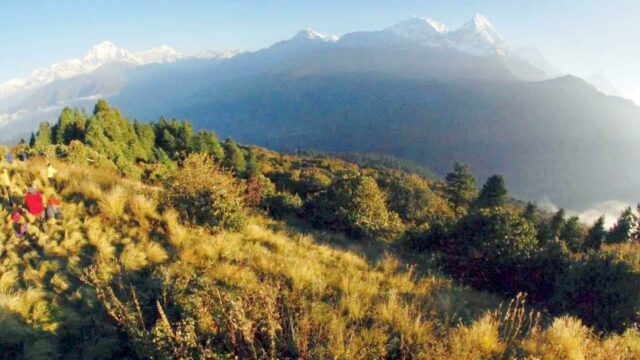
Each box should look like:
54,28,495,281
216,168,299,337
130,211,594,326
0,41,238,100
1,14,639,209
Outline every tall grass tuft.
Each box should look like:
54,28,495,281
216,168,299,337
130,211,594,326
99,186,127,219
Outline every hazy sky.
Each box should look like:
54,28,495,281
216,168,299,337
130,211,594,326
1,0,639,99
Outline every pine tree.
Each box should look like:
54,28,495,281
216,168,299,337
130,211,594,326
474,175,507,209
133,121,156,161
522,202,538,222
93,99,110,115
159,129,177,155
29,132,36,148
444,162,476,216
54,107,87,144
222,139,246,174
177,121,194,152
538,209,566,243
191,131,224,161
606,207,637,244
32,122,52,151
560,216,584,252
245,149,261,177
584,216,606,250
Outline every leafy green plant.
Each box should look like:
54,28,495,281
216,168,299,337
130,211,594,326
165,153,247,232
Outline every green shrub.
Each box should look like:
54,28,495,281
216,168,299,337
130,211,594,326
381,173,454,226
553,253,640,332
294,168,333,196
306,172,402,241
264,191,303,218
165,153,247,232
403,221,451,252
65,141,118,172
115,156,143,180
446,207,539,293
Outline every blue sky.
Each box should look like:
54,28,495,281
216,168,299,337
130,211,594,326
1,0,639,98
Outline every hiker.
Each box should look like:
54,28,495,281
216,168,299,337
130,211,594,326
11,204,28,237
24,181,47,232
46,195,63,221
1,168,12,203
47,162,58,188
20,151,28,162
5,152,13,165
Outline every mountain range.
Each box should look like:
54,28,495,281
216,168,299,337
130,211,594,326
1,14,639,209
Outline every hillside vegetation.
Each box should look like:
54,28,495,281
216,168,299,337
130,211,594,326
1,100,639,359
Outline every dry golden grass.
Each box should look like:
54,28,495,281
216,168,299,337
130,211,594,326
99,185,127,219
0,159,637,359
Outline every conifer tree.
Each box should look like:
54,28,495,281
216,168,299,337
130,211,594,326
584,216,606,250
550,209,566,235
561,216,584,252
93,99,110,115
222,138,246,174
538,208,566,243
191,131,224,161
53,108,87,144
522,202,538,222
606,207,637,244
474,174,507,209
32,122,52,151
444,162,476,216
245,149,261,177
29,132,36,148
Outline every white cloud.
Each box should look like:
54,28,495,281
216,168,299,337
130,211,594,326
538,196,631,229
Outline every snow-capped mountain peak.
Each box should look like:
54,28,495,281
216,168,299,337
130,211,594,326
135,44,184,64
292,29,339,42
194,49,241,60
0,41,233,100
450,14,508,55
382,17,449,46
385,17,448,36
83,41,139,66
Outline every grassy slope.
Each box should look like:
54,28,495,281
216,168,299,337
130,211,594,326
0,158,638,359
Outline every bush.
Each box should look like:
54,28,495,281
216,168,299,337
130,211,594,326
306,172,402,241
245,174,275,208
165,153,247,232
446,207,539,293
115,156,143,180
403,221,451,252
552,253,640,332
381,173,454,225
294,168,333,196
263,191,303,218
65,141,118,172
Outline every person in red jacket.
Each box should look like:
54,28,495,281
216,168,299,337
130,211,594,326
24,181,47,231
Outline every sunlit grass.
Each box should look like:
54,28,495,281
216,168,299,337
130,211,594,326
0,159,637,359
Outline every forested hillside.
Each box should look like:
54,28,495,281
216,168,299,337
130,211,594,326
1,100,640,359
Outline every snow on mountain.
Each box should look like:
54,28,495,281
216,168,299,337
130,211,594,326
194,49,242,60
0,41,234,100
449,14,509,55
135,44,185,64
382,17,448,46
291,29,339,42
84,41,140,67
268,29,339,52
340,14,514,57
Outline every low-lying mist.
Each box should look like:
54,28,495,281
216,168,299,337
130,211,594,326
538,197,632,229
